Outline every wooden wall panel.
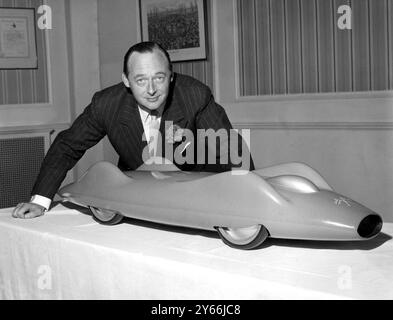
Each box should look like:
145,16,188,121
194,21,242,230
317,0,335,92
4,71,18,104
334,0,352,92
0,72,5,104
238,0,257,95
237,0,393,96
369,0,389,91
387,0,393,90
255,0,272,95
0,0,49,105
34,4,49,103
237,0,244,95
286,0,302,93
20,70,32,102
352,0,370,91
301,0,318,93
270,0,287,94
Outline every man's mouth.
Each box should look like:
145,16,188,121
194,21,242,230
146,96,159,102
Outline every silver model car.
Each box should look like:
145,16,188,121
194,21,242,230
58,159,383,249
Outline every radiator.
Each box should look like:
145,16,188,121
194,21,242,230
0,132,50,209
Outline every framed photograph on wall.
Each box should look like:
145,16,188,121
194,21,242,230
140,0,206,62
0,7,37,69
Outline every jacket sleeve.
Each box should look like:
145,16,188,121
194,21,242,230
31,93,107,200
194,88,255,172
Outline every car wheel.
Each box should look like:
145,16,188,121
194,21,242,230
89,206,124,225
215,224,269,249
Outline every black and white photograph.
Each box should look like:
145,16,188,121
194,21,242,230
0,0,393,306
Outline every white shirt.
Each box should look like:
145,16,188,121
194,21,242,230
138,105,163,151
31,105,163,211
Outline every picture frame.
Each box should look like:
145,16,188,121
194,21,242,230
140,0,206,62
0,7,37,69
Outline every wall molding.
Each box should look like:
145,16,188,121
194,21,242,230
232,121,393,130
235,90,393,102
0,123,69,134
223,94,393,124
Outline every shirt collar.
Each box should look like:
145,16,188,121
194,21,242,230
137,104,164,123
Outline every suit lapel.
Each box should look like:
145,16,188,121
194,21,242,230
118,94,147,167
160,93,187,134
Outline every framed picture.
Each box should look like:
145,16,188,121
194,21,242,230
140,0,206,62
0,7,37,69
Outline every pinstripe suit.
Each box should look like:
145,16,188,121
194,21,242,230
31,73,254,200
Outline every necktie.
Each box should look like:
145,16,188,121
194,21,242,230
148,110,161,156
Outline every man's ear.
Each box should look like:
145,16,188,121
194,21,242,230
122,73,130,88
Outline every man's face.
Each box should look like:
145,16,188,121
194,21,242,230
122,49,172,111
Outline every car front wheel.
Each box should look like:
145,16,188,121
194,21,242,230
89,206,124,225
215,224,269,250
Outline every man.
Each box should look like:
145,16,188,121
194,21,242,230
13,41,254,219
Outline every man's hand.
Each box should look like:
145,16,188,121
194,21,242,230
12,202,46,219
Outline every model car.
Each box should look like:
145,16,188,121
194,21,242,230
58,158,383,249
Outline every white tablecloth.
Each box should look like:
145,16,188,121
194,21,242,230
0,203,392,299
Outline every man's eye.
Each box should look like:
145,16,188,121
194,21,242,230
136,79,147,85
154,76,165,83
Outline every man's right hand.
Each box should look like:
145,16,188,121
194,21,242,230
12,202,46,219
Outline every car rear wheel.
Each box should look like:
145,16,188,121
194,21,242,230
215,224,269,250
89,206,124,225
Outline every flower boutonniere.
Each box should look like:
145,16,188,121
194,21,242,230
165,123,184,144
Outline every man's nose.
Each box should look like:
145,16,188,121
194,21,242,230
147,80,156,95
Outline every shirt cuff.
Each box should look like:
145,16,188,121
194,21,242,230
30,195,51,211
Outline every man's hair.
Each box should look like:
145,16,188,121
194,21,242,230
123,41,172,76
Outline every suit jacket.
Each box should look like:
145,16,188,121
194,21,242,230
32,73,254,200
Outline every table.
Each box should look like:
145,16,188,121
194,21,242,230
1,203,392,299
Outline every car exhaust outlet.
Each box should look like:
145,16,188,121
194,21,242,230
357,214,383,238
